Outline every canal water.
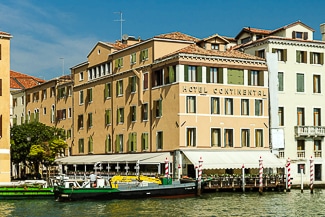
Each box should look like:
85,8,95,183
1,189,325,217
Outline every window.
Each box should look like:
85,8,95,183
165,65,176,84
186,96,196,113
105,109,111,125
115,134,124,153
142,133,149,151
79,90,84,105
272,48,287,61
131,106,137,122
142,103,148,121
42,89,47,100
297,107,305,126
241,129,250,147
67,129,72,139
241,99,249,115
314,140,322,158
115,57,123,68
143,73,148,90
50,87,55,97
88,113,93,128
224,129,233,147
207,67,223,84
255,129,263,147
296,73,305,92
211,97,220,114
152,69,163,87
313,75,321,93
278,107,284,126
78,138,84,153
315,164,322,181
105,135,112,153
297,164,305,174
314,108,321,126
87,88,93,103
292,31,308,40
255,49,265,58
78,114,84,130
130,52,136,65
156,131,163,150
211,128,221,147
241,37,250,44
186,128,196,147
296,51,307,63
128,132,137,152
225,98,233,115
227,69,244,85
130,76,137,93
68,108,72,118
155,99,162,118
297,140,305,158
248,70,264,86
43,107,46,115
211,43,219,50
56,109,66,121
184,65,202,82
140,49,148,61
278,72,284,91
79,71,84,81
67,86,72,96
117,80,123,96
255,99,263,116
104,83,111,99
310,52,324,65
117,107,124,124
88,136,93,153
58,87,66,99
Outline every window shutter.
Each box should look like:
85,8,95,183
310,52,314,64
115,59,118,68
259,71,264,86
303,51,307,63
292,31,296,39
248,70,251,85
197,66,202,82
184,65,189,81
128,133,132,151
283,49,287,61
159,100,162,117
303,32,308,40
218,68,223,84
206,67,210,83
104,83,108,99
320,53,324,65
134,133,137,151
0,79,2,96
169,66,175,83
0,115,2,138
116,135,120,152
255,50,258,57
272,48,276,53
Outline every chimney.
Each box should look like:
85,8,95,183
320,23,325,41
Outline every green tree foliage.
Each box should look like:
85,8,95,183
10,122,67,176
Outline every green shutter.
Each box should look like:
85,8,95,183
321,53,324,65
184,65,189,81
272,48,276,53
116,135,120,152
169,66,175,83
104,83,108,99
159,100,162,117
310,52,314,64
283,49,287,61
117,108,120,124
197,66,202,82
206,67,210,83
128,133,132,151
218,68,223,84
248,70,251,85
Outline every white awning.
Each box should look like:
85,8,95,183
55,152,172,165
182,149,285,169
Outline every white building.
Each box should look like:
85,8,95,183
236,21,325,185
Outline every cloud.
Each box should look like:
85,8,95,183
0,1,98,80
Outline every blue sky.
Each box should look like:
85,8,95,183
1,0,325,80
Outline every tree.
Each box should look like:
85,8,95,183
10,122,67,179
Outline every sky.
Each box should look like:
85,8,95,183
1,0,325,80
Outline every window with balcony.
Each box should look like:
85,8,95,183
211,128,221,147
313,75,321,93
278,107,284,126
255,99,263,116
296,50,307,63
310,52,324,65
227,69,244,85
186,128,196,147
225,98,233,115
128,132,137,152
115,134,124,153
241,129,250,147
184,65,202,82
224,129,233,147
297,107,305,126
248,70,264,86
314,108,321,126
296,73,305,92
255,129,263,147
156,131,163,150
297,140,305,158
211,97,220,115
241,99,249,116
314,140,322,158
186,96,196,113
207,67,223,84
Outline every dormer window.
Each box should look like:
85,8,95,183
241,37,250,44
211,44,219,50
292,31,308,40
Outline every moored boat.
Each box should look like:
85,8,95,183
54,175,198,201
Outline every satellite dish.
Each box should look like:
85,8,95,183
122,34,128,40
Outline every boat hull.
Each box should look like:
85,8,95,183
54,183,197,201
0,187,54,200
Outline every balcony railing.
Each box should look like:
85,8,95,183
314,151,322,158
294,126,325,137
278,151,285,158
297,150,305,158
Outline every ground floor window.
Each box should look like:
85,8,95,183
315,164,322,181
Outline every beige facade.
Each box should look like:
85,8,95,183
0,31,12,182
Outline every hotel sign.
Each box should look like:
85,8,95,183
182,86,267,97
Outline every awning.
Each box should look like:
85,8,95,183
55,152,172,165
181,149,285,169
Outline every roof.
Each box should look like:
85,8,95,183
154,31,199,42
235,27,272,39
10,70,45,90
157,44,265,61
182,149,285,169
55,152,172,165
271,20,315,34
0,31,12,38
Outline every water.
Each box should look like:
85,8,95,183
1,189,325,217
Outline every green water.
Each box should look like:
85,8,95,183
0,189,324,217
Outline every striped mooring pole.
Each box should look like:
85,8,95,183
310,156,314,194
259,156,263,194
286,158,291,192
197,157,203,196
165,157,169,178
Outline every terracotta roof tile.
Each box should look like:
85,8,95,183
0,31,12,37
243,27,272,35
155,32,199,42
10,70,45,89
